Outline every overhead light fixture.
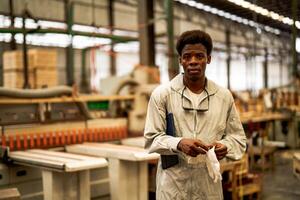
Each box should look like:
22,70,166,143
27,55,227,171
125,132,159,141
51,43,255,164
225,0,299,29
175,0,281,35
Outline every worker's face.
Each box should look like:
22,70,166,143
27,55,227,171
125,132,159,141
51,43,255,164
179,43,211,82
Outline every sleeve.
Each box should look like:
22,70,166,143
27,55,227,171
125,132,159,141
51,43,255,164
218,96,247,160
144,90,182,155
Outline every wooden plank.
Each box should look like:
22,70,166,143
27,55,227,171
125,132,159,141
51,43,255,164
12,151,82,163
121,137,145,148
65,159,107,172
9,150,107,172
30,149,100,161
10,153,64,170
66,143,159,161
0,95,134,104
0,188,20,200
240,112,290,123
87,118,127,128
4,121,85,135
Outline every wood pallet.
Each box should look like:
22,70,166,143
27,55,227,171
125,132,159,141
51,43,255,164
3,49,57,70
4,68,57,89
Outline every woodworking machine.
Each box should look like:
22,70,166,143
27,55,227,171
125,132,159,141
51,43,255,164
0,86,132,153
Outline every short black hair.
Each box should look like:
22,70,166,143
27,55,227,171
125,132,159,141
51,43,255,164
176,30,213,56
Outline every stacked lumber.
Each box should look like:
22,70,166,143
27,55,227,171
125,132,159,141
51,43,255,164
3,49,57,89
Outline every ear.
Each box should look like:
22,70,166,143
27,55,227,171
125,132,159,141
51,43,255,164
178,57,182,65
207,55,211,64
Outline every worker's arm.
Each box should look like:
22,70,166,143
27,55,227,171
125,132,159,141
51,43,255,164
144,88,182,155
218,96,247,160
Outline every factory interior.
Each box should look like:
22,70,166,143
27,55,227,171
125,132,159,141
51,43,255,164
0,0,300,199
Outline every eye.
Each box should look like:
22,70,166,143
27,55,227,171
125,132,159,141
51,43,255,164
183,54,191,60
196,54,205,59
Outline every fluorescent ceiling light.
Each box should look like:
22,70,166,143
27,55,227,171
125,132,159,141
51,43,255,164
175,0,281,35
225,0,299,28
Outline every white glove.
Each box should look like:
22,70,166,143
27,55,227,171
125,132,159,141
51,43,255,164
206,146,222,183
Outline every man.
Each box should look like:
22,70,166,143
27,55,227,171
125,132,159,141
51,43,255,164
144,30,246,200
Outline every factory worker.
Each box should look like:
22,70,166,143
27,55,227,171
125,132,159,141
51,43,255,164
144,30,246,200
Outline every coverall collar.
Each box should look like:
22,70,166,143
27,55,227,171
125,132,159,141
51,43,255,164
170,73,218,96
170,73,219,111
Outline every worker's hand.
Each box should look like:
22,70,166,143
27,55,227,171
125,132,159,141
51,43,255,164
177,138,211,157
213,142,228,160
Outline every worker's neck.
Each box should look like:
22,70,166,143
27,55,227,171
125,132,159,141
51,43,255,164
184,77,206,94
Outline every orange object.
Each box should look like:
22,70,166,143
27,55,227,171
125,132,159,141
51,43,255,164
55,131,60,146
66,130,71,145
30,134,35,148
49,132,54,147
9,135,14,151
16,134,21,150
83,129,88,142
120,126,125,138
101,128,106,141
71,130,77,144
61,131,65,145
77,129,82,143
123,126,128,138
103,128,109,141
110,127,117,140
42,132,48,148
23,134,28,150
36,133,41,148
98,128,103,141
93,128,98,142
1,135,6,148
89,129,94,142
108,127,113,140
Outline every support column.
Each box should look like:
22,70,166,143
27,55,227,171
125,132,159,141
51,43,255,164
279,49,283,86
225,29,231,90
9,0,16,50
292,0,298,78
108,0,116,76
138,0,155,67
108,158,148,200
65,0,74,86
263,48,268,88
164,0,178,79
22,12,30,89
80,49,89,93
42,170,90,200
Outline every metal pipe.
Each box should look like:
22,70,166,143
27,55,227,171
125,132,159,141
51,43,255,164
9,0,16,50
108,0,116,76
0,27,137,42
80,48,89,93
65,0,74,86
164,0,178,79
22,14,30,89
225,29,231,90
138,0,155,67
263,48,268,88
292,0,298,78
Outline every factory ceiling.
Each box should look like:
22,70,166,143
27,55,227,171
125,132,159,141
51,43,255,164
195,0,300,35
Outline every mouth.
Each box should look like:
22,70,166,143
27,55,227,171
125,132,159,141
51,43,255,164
188,68,201,75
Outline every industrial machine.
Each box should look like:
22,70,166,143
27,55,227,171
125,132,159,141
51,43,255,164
0,86,132,200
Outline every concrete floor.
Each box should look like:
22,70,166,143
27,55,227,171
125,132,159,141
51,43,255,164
262,150,300,200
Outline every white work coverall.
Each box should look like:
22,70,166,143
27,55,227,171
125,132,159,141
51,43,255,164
144,73,247,200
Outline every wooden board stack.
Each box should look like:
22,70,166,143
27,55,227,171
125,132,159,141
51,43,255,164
3,49,57,89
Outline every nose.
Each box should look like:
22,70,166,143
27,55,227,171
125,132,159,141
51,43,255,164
189,56,199,66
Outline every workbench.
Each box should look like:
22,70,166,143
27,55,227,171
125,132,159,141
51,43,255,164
9,149,107,200
66,143,159,200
